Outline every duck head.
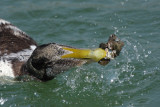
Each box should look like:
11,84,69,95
25,34,124,81
25,43,89,81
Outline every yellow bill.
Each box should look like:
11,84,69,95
61,47,107,62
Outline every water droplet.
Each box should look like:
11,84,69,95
101,74,103,79
145,55,148,58
85,76,88,80
62,100,66,103
143,70,147,75
114,27,117,30
61,94,63,97
24,96,27,100
121,2,124,5
148,51,151,54
110,79,114,83
115,100,118,104
34,92,39,97
139,35,142,37
130,74,134,77
0,97,8,105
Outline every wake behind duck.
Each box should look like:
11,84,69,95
0,18,124,81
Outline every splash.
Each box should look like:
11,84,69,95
52,34,160,107
0,97,7,105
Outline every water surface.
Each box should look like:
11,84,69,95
0,0,160,106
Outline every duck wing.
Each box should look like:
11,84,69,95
0,18,37,56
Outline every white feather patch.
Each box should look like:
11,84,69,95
0,45,36,78
3,45,36,62
0,59,14,78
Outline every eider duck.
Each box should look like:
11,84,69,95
0,18,124,81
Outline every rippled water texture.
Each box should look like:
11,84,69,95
0,0,160,106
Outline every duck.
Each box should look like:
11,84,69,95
0,18,124,81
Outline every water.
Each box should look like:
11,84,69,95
0,0,160,106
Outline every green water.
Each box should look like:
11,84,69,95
0,0,160,106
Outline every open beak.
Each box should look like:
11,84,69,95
62,34,124,66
